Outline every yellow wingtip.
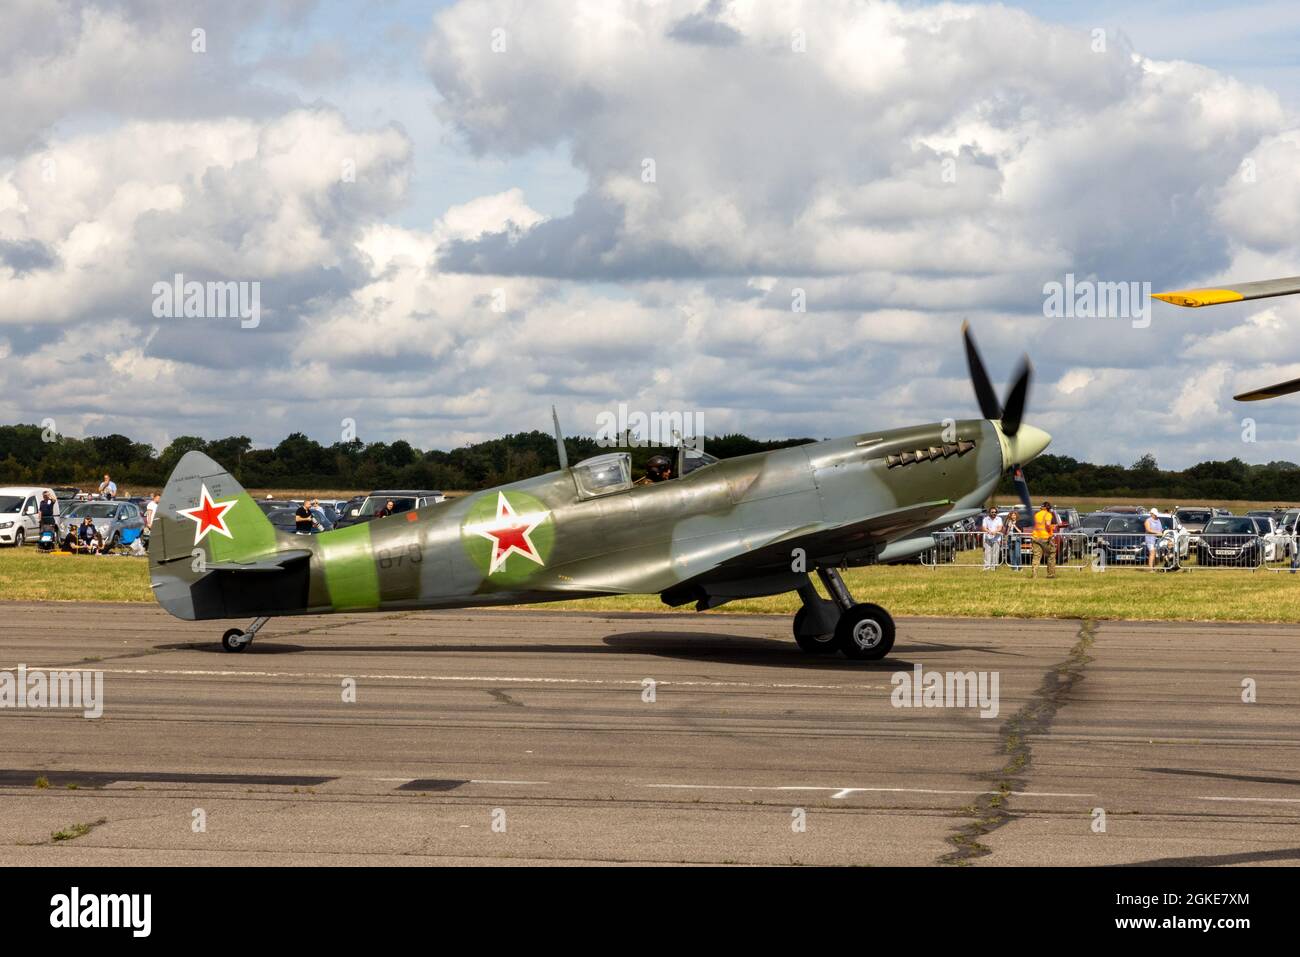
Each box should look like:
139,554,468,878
1151,288,1245,308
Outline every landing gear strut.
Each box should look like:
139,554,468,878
221,616,268,653
791,569,896,661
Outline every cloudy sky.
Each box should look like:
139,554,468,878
3,0,1300,469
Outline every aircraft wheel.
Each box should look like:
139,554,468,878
221,628,249,653
792,607,837,654
835,603,895,661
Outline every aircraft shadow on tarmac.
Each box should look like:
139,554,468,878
154,630,1017,668
155,633,913,668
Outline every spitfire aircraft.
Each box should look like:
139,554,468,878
149,328,1050,661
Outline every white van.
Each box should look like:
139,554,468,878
0,486,58,547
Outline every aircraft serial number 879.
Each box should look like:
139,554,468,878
149,327,1051,662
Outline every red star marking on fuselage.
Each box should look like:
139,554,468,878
176,484,237,546
476,492,548,575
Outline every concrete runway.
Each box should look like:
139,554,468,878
1,602,1297,865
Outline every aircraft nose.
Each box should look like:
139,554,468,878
1006,423,1051,465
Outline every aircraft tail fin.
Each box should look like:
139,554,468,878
149,451,293,619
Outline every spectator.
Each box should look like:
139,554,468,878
98,473,117,500
145,493,160,531
1031,501,1058,579
294,501,317,534
1144,507,1163,570
77,516,100,554
980,506,1004,571
1006,510,1022,570
375,499,396,519
38,490,59,540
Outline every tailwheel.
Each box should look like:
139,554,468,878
792,606,837,654
221,628,250,653
834,603,896,661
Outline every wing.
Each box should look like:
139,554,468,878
1234,376,1300,402
1152,275,1300,401
706,499,958,576
1152,275,1300,308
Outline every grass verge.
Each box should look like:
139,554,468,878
5,547,1300,622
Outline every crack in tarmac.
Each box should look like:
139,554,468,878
939,618,1098,865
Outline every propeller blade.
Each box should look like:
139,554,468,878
1234,375,1300,402
962,321,1002,421
1011,466,1032,512
1000,357,1032,437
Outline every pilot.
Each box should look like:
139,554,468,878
635,455,674,486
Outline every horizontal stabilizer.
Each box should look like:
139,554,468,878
191,549,313,573
1152,275,1300,308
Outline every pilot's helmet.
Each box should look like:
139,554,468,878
645,454,672,479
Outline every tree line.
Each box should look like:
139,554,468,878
2,423,1299,500
0,424,810,492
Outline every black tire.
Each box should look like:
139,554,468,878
13,529,24,548
221,628,249,653
793,606,838,654
834,603,896,661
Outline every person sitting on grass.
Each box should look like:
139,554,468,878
77,517,101,554
60,527,83,553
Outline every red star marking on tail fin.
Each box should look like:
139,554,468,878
176,484,237,546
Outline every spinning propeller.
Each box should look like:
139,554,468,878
962,322,1048,511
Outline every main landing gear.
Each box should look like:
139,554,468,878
792,568,895,661
221,616,268,653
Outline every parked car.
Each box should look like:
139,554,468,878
1247,515,1289,561
1173,507,1216,548
51,486,81,507
0,486,57,547
59,500,146,551
1155,512,1190,559
1196,516,1266,567
1094,515,1159,565
335,490,444,528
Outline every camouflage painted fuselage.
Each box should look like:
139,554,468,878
150,418,1022,622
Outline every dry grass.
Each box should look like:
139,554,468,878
992,494,1297,512
545,564,1300,623
244,489,469,500
4,547,1300,623
0,549,152,602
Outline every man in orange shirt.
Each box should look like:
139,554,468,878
1030,501,1058,579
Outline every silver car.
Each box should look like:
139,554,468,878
60,501,146,550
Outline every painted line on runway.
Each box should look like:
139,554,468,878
64,666,882,692
645,784,1093,799
1196,795,1300,804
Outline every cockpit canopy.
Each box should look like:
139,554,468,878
572,453,633,498
570,447,722,499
